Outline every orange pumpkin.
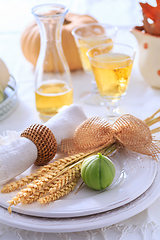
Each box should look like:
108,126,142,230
21,13,97,71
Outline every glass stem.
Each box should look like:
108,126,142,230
106,99,120,118
91,79,98,94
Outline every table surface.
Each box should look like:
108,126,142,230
1,0,160,239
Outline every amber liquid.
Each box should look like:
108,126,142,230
91,53,133,99
78,38,113,74
35,80,73,117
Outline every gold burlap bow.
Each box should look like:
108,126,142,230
60,111,160,160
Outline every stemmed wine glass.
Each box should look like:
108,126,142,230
87,43,136,118
72,23,118,105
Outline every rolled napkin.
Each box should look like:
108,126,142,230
0,104,87,185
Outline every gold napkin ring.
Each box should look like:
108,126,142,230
21,124,57,166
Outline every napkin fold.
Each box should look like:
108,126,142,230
0,104,87,185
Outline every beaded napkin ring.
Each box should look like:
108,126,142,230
21,124,57,166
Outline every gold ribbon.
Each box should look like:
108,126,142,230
60,113,160,160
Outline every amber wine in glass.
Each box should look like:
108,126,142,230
77,38,113,75
72,23,118,105
87,43,135,118
35,80,73,117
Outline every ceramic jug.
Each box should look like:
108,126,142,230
131,27,160,89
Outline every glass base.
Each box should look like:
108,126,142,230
79,92,104,106
37,105,69,119
38,112,57,121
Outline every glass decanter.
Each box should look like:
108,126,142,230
32,4,73,118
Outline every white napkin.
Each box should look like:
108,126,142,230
0,104,87,185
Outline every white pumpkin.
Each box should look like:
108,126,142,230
0,59,9,91
0,59,9,103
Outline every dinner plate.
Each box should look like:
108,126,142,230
0,149,157,218
0,160,159,233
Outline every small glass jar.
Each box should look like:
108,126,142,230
32,4,73,117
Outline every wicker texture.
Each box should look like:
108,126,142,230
21,124,57,166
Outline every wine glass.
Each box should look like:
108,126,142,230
87,43,136,118
72,23,118,105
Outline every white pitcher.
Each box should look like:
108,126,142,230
131,27,160,89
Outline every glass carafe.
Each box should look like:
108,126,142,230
32,4,73,118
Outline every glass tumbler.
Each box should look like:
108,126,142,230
32,4,73,118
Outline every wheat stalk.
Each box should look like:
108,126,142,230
38,181,78,204
6,144,114,214
1,153,85,193
49,164,81,194
8,164,81,208
6,163,82,213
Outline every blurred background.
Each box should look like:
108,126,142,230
0,0,156,74
0,0,156,72
0,0,157,130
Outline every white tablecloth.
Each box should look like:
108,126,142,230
0,0,160,239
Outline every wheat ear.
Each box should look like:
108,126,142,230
8,164,81,207
6,144,118,214
49,164,81,194
24,165,81,205
38,181,78,204
7,179,61,212
1,153,85,193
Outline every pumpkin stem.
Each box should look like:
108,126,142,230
98,153,103,159
63,19,71,25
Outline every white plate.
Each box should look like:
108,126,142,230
0,149,157,218
0,159,159,233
